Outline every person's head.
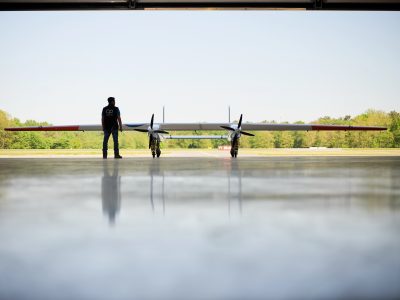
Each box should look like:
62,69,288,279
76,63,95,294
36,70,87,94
107,97,115,107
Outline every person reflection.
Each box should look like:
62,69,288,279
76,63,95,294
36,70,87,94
102,161,121,225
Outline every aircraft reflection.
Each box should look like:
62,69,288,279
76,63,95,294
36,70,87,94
100,159,243,224
149,160,166,215
101,161,121,225
228,159,242,217
147,160,243,217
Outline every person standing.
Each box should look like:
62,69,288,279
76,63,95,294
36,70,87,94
102,97,123,159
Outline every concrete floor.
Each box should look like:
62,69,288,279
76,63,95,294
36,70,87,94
0,157,399,299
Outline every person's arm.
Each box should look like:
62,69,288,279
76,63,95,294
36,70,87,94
117,116,122,132
117,108,122,132
101,108,105,131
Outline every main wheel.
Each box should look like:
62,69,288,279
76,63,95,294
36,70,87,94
156,149,161,158
152,151,155,158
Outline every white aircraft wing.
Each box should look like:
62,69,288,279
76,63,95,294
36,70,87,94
5,123,387,132
156,123,387,131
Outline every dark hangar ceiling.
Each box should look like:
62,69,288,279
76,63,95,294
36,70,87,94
1,0,400,10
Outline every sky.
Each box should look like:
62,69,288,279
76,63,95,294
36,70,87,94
0,11,399,125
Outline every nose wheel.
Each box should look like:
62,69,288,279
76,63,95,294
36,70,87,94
151,139,162,158
230,138,239,158
230,149,238,158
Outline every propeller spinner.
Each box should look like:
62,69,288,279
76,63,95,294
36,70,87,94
133,114,169,149
220,114,255,137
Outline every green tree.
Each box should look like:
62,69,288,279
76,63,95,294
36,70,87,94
1,108,398,150
0,110,14,148
389,111,400,147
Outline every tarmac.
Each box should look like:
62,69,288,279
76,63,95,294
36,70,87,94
0,156,399,299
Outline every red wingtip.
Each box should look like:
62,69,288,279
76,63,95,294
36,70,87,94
4,126,80,131
311,125,387,131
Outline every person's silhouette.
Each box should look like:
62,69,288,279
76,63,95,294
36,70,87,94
102,97,123,159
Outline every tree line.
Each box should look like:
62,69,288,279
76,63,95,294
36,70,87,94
1,109,399,149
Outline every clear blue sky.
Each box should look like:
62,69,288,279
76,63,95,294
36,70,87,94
0,11,399,125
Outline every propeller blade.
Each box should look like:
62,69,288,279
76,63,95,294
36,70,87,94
240,131,255,137
150,114,154,129
149,135,153,149
220,126,235,131
238,114,243,128
154,130,169,134
134,129,149,133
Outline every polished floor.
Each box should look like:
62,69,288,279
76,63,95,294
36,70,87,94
0,157,399,299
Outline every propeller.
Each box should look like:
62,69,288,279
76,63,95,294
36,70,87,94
134,114,169,148
220,114,255,137
240,131,255,137
134,114,169,134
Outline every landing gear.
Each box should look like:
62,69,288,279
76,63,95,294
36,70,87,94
150,137,161,158
150,137,156,158
155,140,161,158
230,149,238,158
230,138,239,158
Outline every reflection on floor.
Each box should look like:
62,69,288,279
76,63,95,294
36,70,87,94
101,159,247,224
0,157,399,300
101,163,121,225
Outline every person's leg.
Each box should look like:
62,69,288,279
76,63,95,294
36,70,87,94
112,129,122,158
103,130,111,159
